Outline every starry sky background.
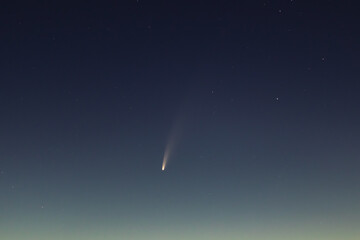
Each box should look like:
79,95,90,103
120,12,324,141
1,1,360,239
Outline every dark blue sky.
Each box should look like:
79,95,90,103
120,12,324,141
1,1,360,239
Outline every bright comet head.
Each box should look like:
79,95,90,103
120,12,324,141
162,149,169,171
161,159,166,171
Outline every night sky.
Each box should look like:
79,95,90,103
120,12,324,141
1,1,360,239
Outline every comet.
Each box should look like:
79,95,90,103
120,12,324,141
161,136,174,171
161,117,183,171
161,153,167,171
161,88,202,171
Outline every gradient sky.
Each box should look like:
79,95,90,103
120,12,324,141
1,1,360,239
